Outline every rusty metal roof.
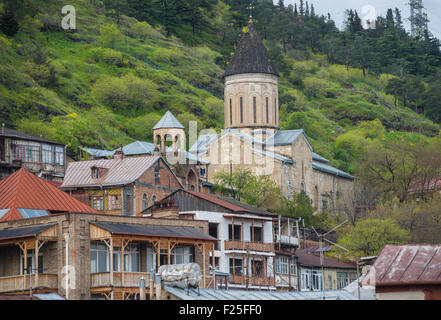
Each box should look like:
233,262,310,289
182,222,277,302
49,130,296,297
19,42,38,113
0,223,56,241
0,169,99,222
371,244,441,286
91,221,217,241
296,249,356,269
61,155,161,188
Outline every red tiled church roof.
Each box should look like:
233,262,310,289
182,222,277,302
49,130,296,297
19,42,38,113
0,168,99,222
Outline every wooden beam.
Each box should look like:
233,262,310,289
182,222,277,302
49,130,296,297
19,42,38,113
167,240,171,265
202,243,206,288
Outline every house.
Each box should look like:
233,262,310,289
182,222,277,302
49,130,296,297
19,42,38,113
0,170,217,299
60,151,183,215
0,168,98,222
274,216,300,291
296,248,357,291
143,189,278,290
363,244,441,300
188,19,355,213
0,126,66,182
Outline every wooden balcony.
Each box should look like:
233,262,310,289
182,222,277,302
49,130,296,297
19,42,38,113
91,272,216,289
0,274,58,294
224,240,274,253
230,275,275,287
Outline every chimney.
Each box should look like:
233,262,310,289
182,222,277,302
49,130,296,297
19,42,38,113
113,149,124,161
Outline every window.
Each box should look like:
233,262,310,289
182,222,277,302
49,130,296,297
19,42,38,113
152,195,156,203
253,96,257,123
125,194,132,213
229,258,243,275
321,195,328,213
142,194,148,210
240,97,243,123
337,272,349,289
12,142,40,163
228,224,241,241
230,98,233,125
20,250,43,274
209,223,219,250
250,226,262,243
173,247,193,264
146,246,156,272
90,242,108,273
252,260,264,277
266,97,269,123
91,196,103,210
109,195,119,210
42,144,52,163
154,165,160,184
275,256,296,275
91,167,99,179
200,168,206,177
125,244,140,272
301,269,323,291
328,275,333,290
55,146,64,165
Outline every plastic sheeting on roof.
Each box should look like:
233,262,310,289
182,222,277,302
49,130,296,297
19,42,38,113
164,286,356,300
85,147,114,158
17,208,49,219
0,209,9,220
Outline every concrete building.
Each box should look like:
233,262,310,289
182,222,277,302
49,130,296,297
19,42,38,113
188,19,355,213
143,189,278,290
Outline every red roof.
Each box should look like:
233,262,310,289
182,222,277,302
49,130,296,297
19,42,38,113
296,249,356,269
366,244,441,287
0,168,99,222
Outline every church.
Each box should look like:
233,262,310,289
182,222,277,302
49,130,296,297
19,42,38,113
185,19,355,213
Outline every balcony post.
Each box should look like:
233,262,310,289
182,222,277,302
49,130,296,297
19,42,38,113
109,238,114,300
202,243,206,288
35,239,39,290
211,243,215,289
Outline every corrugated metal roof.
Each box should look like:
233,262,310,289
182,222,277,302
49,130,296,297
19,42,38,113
164,286,356,300
91,221,217,241
61,155,161,188
181,190,275,216
84,147,114,158
1,128,65,146
312,152,330,163
265,130,314,149
121,141,154,155
312,161,355,180
0,169,99,222
251,148,294,164
370,244,441,286
153,111,184,129
296,249,356,269
0,223,56,241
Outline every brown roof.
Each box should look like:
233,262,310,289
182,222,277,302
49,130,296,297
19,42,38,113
182,190,274,216
61,155,162,188
224,20,278,77
0,168,99,222
296,249,356,269
369,244,441,287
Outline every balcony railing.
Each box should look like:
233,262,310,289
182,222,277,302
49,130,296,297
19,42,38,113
230,275,275,287
224,240,274,253
91,272,215,289
274,235,299,247
0,274,58,293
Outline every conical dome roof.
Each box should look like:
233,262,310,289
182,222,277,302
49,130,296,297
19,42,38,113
224,20,279,77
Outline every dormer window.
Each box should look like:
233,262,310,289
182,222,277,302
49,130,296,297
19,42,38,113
92,167,99,179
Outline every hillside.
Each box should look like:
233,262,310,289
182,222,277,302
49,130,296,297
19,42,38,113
0,0,439,174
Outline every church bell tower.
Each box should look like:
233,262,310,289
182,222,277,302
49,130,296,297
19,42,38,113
223,19,279,135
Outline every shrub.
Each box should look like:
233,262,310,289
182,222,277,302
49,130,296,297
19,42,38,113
92,73,159,114
39,14,60,32
130,21,151,40
303,77,329,97
100,24,123,48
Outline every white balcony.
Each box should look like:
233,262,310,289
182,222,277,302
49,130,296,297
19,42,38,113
275,234,299,247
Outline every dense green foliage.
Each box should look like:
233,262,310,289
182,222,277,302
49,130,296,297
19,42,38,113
0,0,439,170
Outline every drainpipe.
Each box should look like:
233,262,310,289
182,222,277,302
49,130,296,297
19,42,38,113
155,274,162,300
64,233,69,300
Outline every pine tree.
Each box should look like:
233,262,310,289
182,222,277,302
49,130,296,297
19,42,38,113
294,4,298,16
299,0,304,16
394,8,403,30
305,1,309,16
0,7,19,37
310,3,315,17
386,8,394,29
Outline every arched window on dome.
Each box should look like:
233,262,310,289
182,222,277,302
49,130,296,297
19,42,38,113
253,96,257,123
142,194,148,211
240,97,243,123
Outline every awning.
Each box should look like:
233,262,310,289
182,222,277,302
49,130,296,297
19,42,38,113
90,222,217,242
0,223,57,242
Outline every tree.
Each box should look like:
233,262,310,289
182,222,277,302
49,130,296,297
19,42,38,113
276,191,324,227
103,0,129,29
100,23,124,48
338,218,410,257
422,79,441,123
0,7,19,36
